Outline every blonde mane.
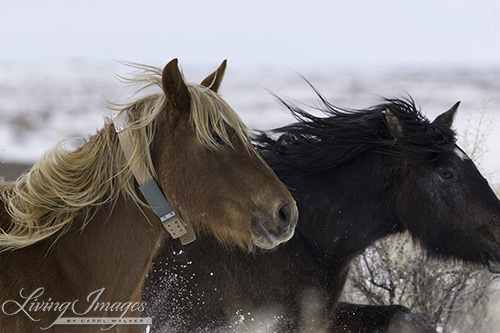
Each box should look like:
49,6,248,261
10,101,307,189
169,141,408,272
0,63,252,251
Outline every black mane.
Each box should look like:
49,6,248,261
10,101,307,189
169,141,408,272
256,92,457,174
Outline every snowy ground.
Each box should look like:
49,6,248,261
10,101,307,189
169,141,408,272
1,62,499,183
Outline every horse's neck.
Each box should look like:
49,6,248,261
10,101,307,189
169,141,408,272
1,193,165,304
288,153,402,269
54,194,164,299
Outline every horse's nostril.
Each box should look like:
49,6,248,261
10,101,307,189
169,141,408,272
277,203,293,231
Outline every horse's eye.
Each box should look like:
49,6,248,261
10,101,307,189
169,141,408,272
441,171,454,179
212,134,225,145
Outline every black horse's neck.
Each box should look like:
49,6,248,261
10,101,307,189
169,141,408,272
274,151,404,271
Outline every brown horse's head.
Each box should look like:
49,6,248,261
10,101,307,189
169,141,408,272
149,59,297,251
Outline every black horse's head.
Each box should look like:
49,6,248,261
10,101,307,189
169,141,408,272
258,93,500,274
388,102,500,273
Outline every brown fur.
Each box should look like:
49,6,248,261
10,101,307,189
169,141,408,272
0,59,297,332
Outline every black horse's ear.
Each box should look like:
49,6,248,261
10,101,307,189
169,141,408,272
386,109,403,139
432,101,460,129
162,58,190,111
201,60,227,93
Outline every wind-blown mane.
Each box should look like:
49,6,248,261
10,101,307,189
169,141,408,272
0,63,251,251
257,91,457,174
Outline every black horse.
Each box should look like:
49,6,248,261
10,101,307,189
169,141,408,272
142,94,500,332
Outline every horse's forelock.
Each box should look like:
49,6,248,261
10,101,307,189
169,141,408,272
186,84,253,151
380,98,457,163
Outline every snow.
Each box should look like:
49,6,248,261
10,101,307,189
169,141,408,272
1,62,499,182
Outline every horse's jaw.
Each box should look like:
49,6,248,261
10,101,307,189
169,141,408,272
251,218,296,250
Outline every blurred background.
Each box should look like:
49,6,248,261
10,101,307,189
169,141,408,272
1,1,500,332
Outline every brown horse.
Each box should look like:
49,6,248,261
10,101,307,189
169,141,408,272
0,59,297,332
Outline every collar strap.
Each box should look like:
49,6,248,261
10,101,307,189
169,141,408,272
113,113,196,245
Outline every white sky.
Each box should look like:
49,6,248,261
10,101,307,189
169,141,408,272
1,0,499,69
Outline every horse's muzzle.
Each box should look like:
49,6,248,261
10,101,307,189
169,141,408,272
251,202,298,249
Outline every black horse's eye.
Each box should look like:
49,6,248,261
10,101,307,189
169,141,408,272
441,171,454,179
212,134,225,145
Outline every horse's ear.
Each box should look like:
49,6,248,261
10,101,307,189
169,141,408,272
200,60,227,93
386,109,404,139
432,101,460,129
162,58,190,111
